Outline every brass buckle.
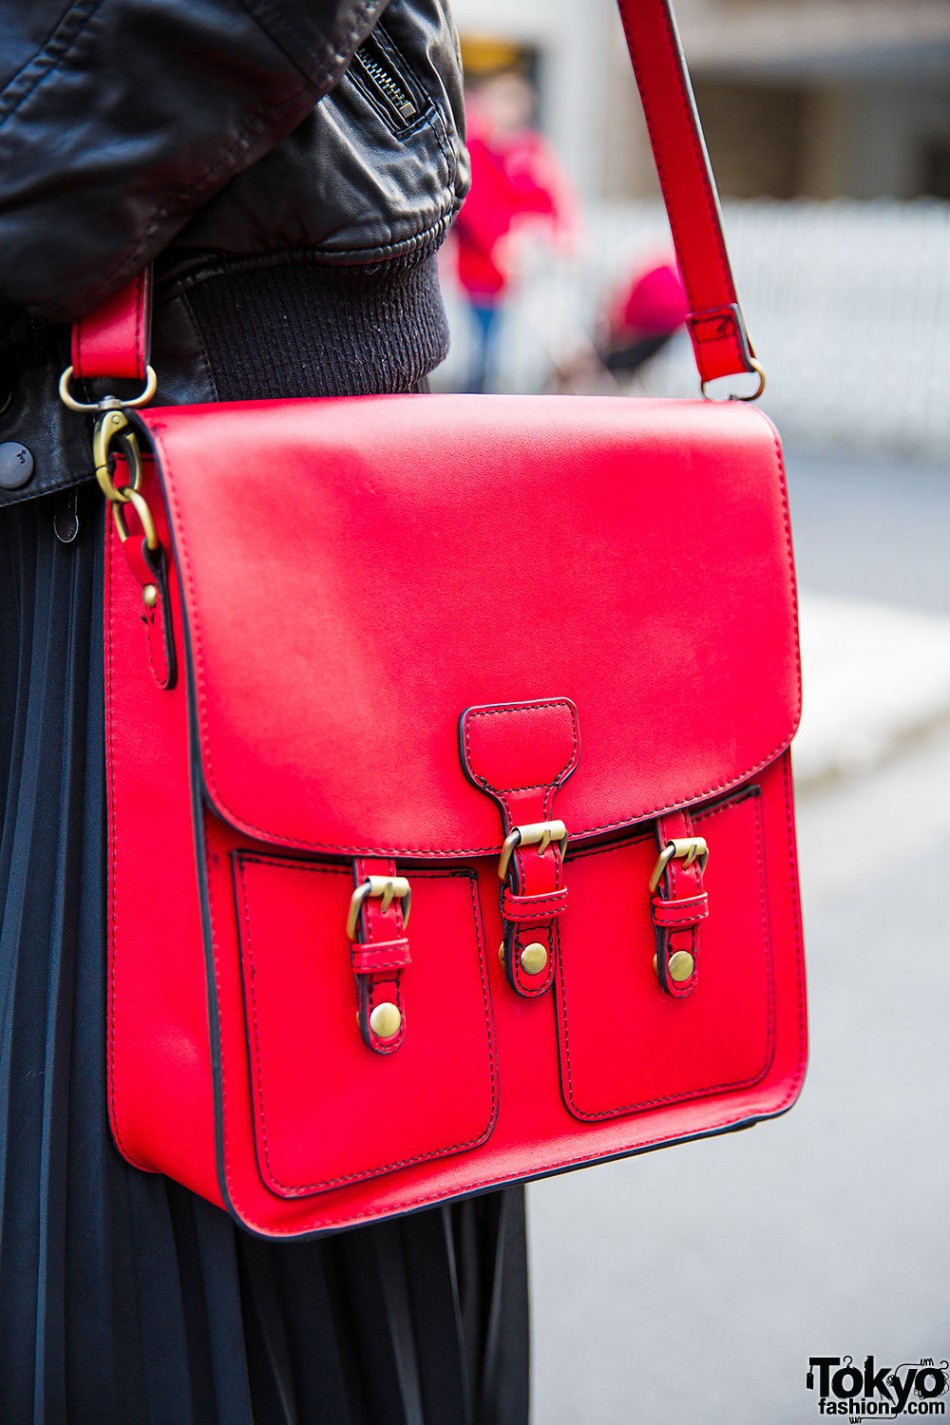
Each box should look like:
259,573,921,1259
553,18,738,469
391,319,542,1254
346,875,412,940
497,820,568,882
648,837,709,894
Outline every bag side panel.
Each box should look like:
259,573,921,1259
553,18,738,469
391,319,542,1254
105,460,220,1204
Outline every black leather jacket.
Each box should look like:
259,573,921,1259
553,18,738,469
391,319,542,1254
0,0,467,325
0,0,467,503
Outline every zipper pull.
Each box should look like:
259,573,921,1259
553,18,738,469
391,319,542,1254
353,40,418,125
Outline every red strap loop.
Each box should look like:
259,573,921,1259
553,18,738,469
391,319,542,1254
71,267,152,383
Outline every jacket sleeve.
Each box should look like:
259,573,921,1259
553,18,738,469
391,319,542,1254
0,0,389,324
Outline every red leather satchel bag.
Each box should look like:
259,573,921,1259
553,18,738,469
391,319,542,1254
62,0,806,1238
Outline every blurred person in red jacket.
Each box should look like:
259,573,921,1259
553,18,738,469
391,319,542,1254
551,253,688,395
454,69,576,392
602,255,688,377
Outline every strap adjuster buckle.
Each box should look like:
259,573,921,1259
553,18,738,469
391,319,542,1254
648,836,709,894
497,820,568,882
346,875,412,940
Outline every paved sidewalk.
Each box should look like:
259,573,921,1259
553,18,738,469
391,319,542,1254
794,592,950,791
528,712,950,1425
525,449,950,1423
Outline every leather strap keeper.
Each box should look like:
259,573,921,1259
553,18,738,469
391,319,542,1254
502,887,570,923
350,938,412,975
651,892,709,929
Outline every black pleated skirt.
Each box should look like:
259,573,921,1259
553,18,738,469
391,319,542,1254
0,483,529,1424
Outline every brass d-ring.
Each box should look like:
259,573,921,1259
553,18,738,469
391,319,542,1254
700,358,766,403
59,363,158,413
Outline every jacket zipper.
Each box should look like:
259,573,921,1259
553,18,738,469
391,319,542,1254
353,41,418,125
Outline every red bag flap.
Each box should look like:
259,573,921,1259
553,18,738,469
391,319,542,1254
136,395,800,857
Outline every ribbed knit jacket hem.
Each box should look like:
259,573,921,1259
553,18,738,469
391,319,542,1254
173,250,450,401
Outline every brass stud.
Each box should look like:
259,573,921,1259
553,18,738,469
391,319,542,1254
498,942,506,968
653,951,695,984
519,941,548,976
142,583,159,609
668,950,695,983
369,1002,402,1039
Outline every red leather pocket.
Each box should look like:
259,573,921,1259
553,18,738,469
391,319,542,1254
234,856,497,1197
556,787,774,1121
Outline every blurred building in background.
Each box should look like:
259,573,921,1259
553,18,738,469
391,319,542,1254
452,0,950,203
447,0,950,457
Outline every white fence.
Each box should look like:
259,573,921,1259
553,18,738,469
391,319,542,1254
438,198,950,461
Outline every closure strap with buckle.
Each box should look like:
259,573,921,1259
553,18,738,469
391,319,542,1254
649,812,709,998
347,859,411,1054
460,698,579,999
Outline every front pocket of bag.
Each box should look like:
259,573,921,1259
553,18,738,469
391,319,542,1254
234,857,497,1197
555,787,774,1121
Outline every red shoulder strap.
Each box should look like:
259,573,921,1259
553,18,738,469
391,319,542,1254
615,0,758,386
71,266,152,383
71,0,756,391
